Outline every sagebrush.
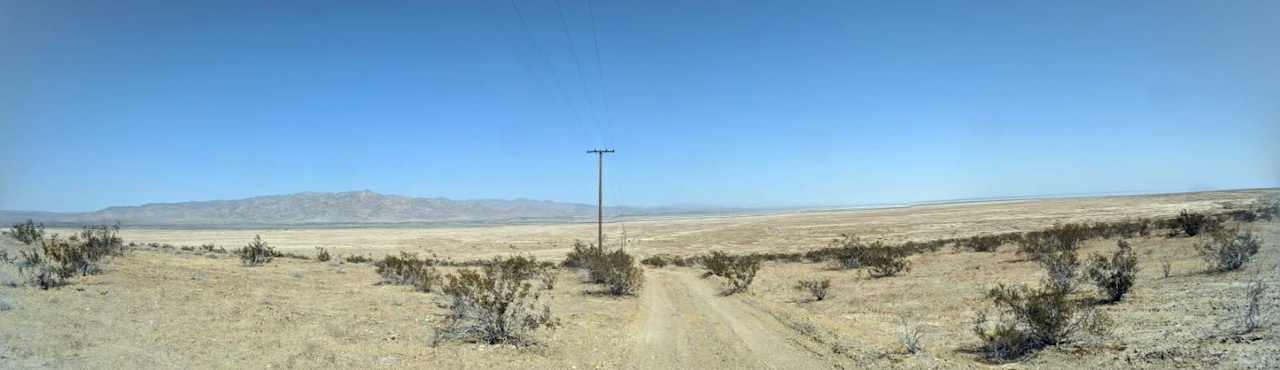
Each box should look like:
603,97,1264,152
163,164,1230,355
1197,227,1261,272
704,251,761,294
1084,240,1139,303
796,278,831,301
435,268,557,345
238,235,274,266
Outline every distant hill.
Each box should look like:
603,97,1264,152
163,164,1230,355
0,191,732,227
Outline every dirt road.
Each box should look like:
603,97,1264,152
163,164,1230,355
630,269,835,369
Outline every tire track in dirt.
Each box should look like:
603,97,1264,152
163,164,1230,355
630,269,833,369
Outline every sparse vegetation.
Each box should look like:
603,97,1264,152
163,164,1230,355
539,268,557,290
795,278,831,301
561,240,643,296
589,248,644,296
375,252,439,292
238,235,274,266
315,247,331,262
1175,210,1210,237
703,251,761,294
1197,226,1262,272
562,240,603,269
972,239,1107,362
344,254,373,264
6,220,45,245
1238,278,1269,334
5,225,127,289
435,268,558,345
490,254,545,282
824,234,911,277
641,254,670,268
972,282,1109,361
897,318,924,354
1084,240,1139,303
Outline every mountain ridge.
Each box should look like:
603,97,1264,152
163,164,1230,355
0,190,727,227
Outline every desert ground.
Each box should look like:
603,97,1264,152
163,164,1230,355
1,189,1278,369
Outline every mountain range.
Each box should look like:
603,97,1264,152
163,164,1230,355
0,191,735,227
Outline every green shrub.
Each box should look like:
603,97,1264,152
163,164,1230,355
972,283,1109,361
796,278,831,301
489,254,542,282
375,252,440,292
1196,226,1261,272
561,240,602,268
6,220,45,245
1018,224,1086,261
1084,240,1139,303
435,268,558,345
344,254,373,264
1037,248,1080,294
641,255,670,268
589,248,644,295
703,251,761,294
7,225,126,289
238,235,274,266
1175,210,1210,237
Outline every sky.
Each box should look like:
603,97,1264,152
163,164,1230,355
1,0,1277,212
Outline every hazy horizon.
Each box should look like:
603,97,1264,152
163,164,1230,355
3,186,1275,215
3,1,1278,212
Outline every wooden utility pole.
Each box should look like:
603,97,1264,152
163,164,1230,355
587,149,614,248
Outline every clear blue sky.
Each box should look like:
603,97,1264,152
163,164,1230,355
2,0,1277,212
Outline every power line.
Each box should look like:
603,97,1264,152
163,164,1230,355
585,0,614,145
553,0,604,145
507,0,590,138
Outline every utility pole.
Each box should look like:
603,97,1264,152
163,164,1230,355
587,149,614,248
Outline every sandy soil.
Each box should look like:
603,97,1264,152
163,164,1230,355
1,189,1277,369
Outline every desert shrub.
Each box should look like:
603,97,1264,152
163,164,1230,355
490,254,542,282
1197,227,1261,272
315,247,331,262
957,234,1012,253
1239,279,1270,334
238,235,274,266
589,248,644,295
1161,260,1172,278
0,295,11,311
823,235,911,277
1018,224,1086,261
898,318,924,354
861,243,911,278
199,244,227,254
344,254,373,264
703,251,761,294
435,268,557,345
1084,240,1139,303
539,269,557,290
1256,197,1280,221
640,255,670,268
1037,248,1080,294
795,278,831,301
561,240,603,268
972,283,1109,361
375,252,440,292
7,226,127,289
1175,210,1210,237
702,251,735,277
6,220,45,245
